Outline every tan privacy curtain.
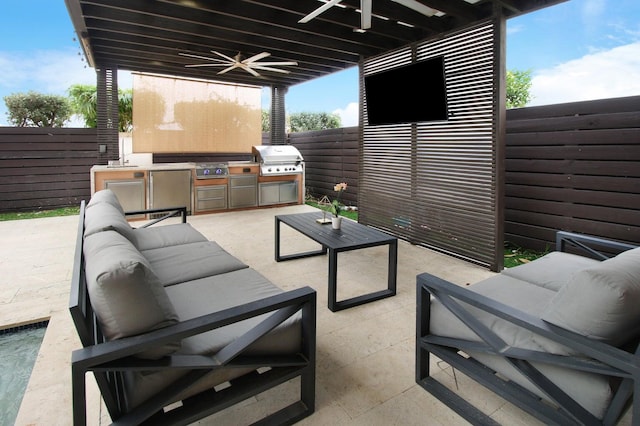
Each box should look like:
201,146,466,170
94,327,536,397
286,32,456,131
132,73,261,153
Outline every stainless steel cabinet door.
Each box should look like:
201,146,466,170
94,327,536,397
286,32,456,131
149,170,192,213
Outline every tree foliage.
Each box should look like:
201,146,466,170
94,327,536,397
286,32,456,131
506,69,533,109
68,84,133,132
288,111,341,132
4,91,72,127
118,90,133,132
67,84,97,128
262,110,342,132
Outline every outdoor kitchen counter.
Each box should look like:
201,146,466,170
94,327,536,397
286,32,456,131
90,162,197,191
91,163,197,214
90,161,303,214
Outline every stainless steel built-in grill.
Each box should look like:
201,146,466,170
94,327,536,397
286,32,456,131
252,145,304,176
195,163,229,179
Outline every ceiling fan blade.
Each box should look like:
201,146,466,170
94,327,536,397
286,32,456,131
211,50,237,63
391,0,438,17
361,0,372,29
184,63,230,68
238,64,261,77
244,52,271,63
251,65,291,74
299,0,344,23
178,52,227,63
217,65,238,75
248,61,298,66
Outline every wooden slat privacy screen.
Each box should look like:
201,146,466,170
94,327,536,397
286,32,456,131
359,20,502,270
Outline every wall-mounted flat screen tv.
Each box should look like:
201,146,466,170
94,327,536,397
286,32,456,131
364,55,448,126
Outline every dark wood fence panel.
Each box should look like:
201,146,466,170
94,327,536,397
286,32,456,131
505,95,640,251
0,127,98,211
288,127,359,206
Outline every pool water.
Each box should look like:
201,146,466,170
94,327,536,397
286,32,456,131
0,323,47,426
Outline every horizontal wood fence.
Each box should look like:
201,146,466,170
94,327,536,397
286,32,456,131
1,95,638,253
505,96,640,251
0,127,100,211
287,127,359,206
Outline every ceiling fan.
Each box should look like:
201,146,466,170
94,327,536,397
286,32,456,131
298,0,439,30
178,51,298,77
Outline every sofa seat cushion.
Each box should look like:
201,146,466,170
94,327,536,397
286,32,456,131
430,274,558,352
168,268,301,356
123,268,302,409
141,241,249,286
83,200,136,244
430,274,612,419
83,230,180,359
134,223,209,251
502,251,600,292
467,350,611,419
542,247,640,344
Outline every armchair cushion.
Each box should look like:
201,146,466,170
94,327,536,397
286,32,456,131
502,251,599,292
542,247,640,344
430,274,559,351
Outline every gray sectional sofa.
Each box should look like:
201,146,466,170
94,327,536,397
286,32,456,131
417,231,640,425
70,189,316,425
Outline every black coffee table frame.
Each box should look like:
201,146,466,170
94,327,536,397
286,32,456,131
275,211,397,312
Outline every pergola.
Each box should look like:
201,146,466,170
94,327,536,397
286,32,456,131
65,0,567,270
65,0,565,129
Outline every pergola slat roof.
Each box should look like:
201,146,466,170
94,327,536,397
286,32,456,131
66,0,566,88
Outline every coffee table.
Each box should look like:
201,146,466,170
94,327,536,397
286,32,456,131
275,211,397,312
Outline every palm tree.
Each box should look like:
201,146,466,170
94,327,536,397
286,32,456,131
68,84,133,131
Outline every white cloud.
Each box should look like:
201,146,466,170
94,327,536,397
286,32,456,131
0,49,95,95
530,42,640,106
506,23,524,36
582,0,605,20
333,102,359,127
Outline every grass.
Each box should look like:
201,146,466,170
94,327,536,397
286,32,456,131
0,207,80,221
504,243,548,268
305,200,358,221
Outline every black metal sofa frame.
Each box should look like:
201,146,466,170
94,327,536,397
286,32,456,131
70,201,317,425
417,231,640,425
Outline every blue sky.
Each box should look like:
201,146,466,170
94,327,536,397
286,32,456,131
1,0,639,127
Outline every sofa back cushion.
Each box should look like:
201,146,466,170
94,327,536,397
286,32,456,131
134,223,209,251
84,200,137,244
86,189,125,215
541,247,640,344
83,230,180,358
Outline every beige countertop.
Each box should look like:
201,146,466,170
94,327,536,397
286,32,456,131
91,162,197,172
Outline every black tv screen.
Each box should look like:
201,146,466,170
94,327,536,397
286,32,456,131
364,56,448,125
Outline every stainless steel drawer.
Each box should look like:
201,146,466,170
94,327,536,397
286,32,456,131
196,185,227,211
229,175,257,208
